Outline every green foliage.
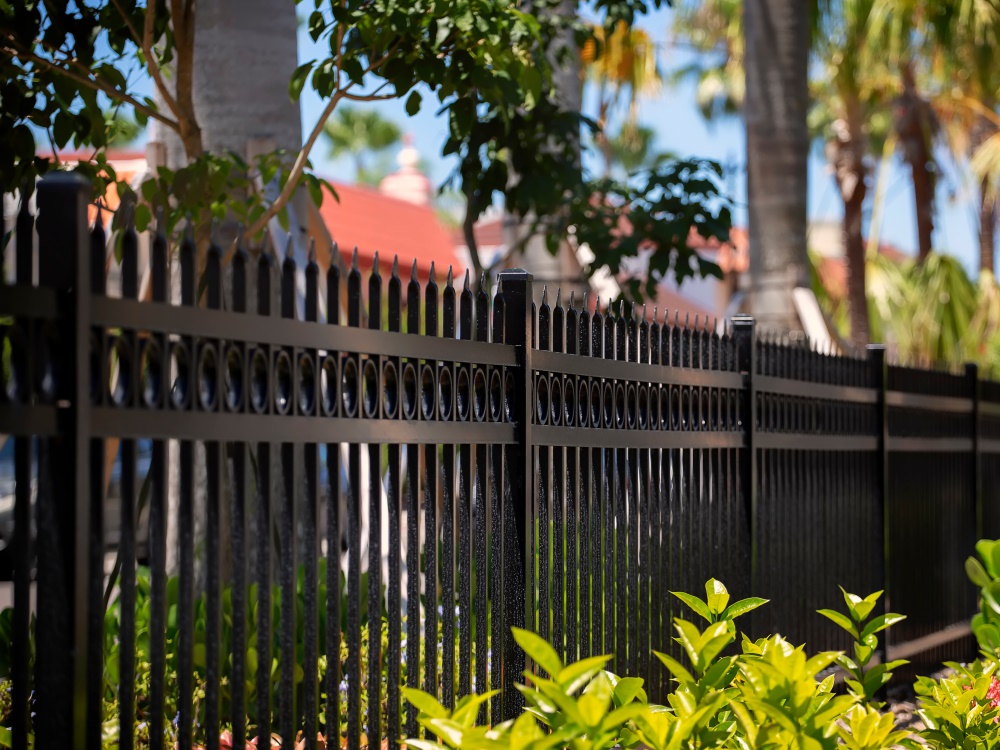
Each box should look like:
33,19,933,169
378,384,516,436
912,660,1000,749
560,159,732,302
817,589,907,707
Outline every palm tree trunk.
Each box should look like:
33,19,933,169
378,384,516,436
745,0,811,332
979,176,996,274
843,180,869,346
911,150,934,262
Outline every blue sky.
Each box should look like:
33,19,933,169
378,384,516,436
295,4,984,275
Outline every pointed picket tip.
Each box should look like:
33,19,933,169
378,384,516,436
429,261,436,283
284,235,294,261
479,270,487,290
641,304,647,322
351,246,359,270
554,288,561,308
619,300,626,318
569,290,576,310
652,306,658,324
392,255,400,278
463,268,470,290
372,250,380,271
308,237,317,264
411,258,419,282
446,265,453,286
593,295,600,314
541,285,548,306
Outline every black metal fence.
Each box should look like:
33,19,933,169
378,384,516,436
1,173,997,749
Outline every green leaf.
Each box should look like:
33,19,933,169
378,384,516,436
556,654,611,694
671,591,712,622
967,556,992,588
705,579,730,614
403,687,449,718
721,597,768,621
406,90,423,117
512,627,563,676
653,650,694,684
860,613,906,640
289,60,316,101
613,677,644,707
817,608,859,639
134,203,152,232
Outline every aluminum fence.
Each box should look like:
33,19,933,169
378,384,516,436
1,173,996,749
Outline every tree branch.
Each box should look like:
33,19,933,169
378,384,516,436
245,42,404,237
142,0,185,126
0,41,180,131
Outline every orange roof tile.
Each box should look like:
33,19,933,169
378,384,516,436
320,182,460,279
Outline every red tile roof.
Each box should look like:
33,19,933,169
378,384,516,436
320,182,460,279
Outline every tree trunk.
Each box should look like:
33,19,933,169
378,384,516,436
894,63,935,262
980,176,996,274
843,178,869,346
911,150,934,262
744,0,811,333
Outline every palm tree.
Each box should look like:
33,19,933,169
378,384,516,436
580,21,662,175
607,122,675,174
743,0,814,333
809,0,897,346
322,106,403,185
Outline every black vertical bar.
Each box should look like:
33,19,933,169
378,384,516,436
11,194,35,750
148,221,168,750
497,269,532,720
386,259,402,746
969,363,983,542
474,275,489,715
565,296,578,664
119,218,139,750
423,265,440,702
537,289,550,651
404,261,421,735
615,308,627,675
732,316,756,601
302,248,320,750
325,259,341,746
203,238,223,750
367,258,383,740
229,239,249,750
490,292,504,723
868,345,888,663
441,268,456,708
278,244,297,747
177,232,196,750
347,252,362,750
551,293,565,663
33,173,92,750
458,272,473,699
255,252,274,749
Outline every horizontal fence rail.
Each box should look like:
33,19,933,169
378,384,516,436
0,172,996,748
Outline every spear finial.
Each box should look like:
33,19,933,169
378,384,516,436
392,255,399,277
308,237,317,264
351,246,359,270
464,268,470,290
411,258,419,282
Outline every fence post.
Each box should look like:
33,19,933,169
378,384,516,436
968,363,982,542
497,268,533,721
731,316,756,596
33,172,93,750
867,344,889,667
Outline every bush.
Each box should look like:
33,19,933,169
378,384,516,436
9,541,1000,748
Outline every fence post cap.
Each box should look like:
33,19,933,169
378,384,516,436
38,170,90,188
497,268,533,281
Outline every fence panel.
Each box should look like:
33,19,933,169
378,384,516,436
749,333,882,652
2,171,999,748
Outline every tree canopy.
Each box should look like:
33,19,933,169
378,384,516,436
1,0,731,302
